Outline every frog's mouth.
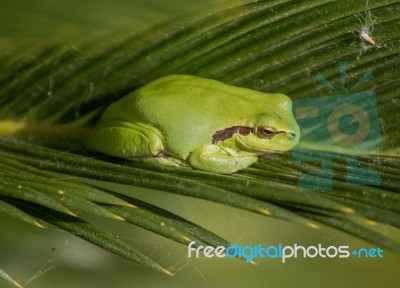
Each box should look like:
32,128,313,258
239,142,289,153
237,131,298,153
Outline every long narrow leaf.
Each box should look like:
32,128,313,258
0,268,22,288
0,199,44,228
5,198,173,275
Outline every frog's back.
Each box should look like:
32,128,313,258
100,75,291,158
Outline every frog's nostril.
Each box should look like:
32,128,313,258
289,131,297,138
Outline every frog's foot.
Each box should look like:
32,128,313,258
187,145,258,174
137,151,189,168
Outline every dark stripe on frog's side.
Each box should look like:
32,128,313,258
212,126,252,144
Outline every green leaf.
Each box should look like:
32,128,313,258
1,139,322,227
0,199,44,228
104,200,230,247
5,198,173,275
0,268,22,288
0,155,134,207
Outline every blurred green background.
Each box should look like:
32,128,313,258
0,1,399,287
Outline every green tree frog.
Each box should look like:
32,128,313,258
85,75,300,174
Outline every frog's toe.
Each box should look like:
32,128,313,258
138,153,189,168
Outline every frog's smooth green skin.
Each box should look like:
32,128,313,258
85,75,300,174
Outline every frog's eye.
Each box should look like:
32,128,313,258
257,126,277,139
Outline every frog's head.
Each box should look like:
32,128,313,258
234,101,300,153
241,121,299,153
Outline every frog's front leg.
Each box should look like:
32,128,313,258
187,145,258,174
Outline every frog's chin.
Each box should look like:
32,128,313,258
237,140,292,153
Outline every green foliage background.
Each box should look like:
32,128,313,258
0,0,399,287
